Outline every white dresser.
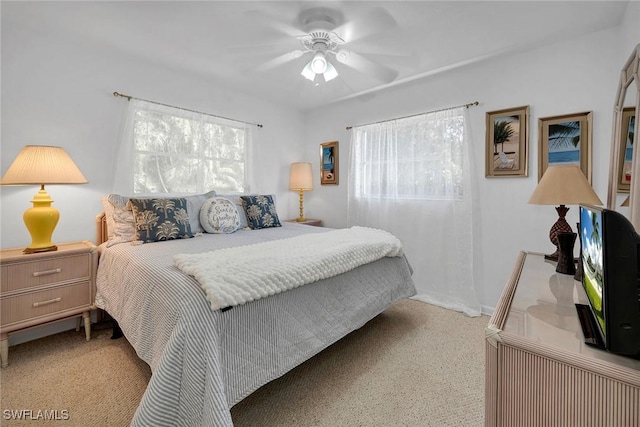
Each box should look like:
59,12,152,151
485,251,640,426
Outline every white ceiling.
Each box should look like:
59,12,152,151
4,1,630,111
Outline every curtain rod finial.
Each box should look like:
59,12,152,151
113,91,132,101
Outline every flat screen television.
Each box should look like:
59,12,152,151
577,204,640,358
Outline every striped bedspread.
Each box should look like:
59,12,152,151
95,223,416,426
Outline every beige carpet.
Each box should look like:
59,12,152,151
0,300,488,426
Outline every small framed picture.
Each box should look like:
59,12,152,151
617,107,635,193
538,111,592,182
320,141,338,185
485,106,529,177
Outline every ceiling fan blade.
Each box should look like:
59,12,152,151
232,50,305,73
244,9,305,38
335,51,398,83
227,41,296,55
254,50,307,73
332,7,397,43
228,9,306,56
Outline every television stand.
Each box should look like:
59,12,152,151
485,251,640,427
574,303,606,349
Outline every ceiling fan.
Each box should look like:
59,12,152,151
237,6,402,84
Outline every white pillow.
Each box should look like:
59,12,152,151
199,197,241,234
182,190,217,233
101,195,136,247
215,193,250,229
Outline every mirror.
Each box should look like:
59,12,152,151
608,44,640,229
616,85,636,195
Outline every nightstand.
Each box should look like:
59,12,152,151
284,218,323,227
0,241,98,368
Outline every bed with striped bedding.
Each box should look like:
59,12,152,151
95,221,416,426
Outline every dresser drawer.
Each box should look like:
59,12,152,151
1,281,92,327
1,253,91,293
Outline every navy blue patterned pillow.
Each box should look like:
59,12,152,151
128,198,193,243
240,195,282,229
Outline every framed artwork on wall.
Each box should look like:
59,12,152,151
538,111,592,182
320,141,339,185
485,105,529,177
617,107,635,193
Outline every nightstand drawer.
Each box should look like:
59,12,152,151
1,253,91,293
1,281,92,327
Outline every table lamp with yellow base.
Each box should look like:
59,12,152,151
1,145,88,254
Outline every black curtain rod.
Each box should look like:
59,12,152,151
346,101,479,130
113,91,263,128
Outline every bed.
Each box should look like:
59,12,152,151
94,194,416,426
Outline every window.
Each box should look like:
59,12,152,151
352,110,465,200
129,100,250,194
347,107,480,316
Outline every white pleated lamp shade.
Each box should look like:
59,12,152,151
1,145,87,185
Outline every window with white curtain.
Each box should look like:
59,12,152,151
118,99,251,195
351,113,465,200
347,107,481,317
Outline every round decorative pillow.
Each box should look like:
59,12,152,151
199,197,241,234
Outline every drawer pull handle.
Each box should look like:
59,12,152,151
32,268,61,277
33,297,61,307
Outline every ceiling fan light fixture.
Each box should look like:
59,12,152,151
301,62,316,81
323,61,338,81
300,40,339,82
310,51,327,74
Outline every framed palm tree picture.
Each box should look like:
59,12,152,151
617,107,635,193
538,111,592,182
320,141,338,185
485,105,529,177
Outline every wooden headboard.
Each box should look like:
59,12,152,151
96,212,108,246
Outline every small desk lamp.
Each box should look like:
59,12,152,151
529,165,602,263
289,162,313,222
1,145,88,253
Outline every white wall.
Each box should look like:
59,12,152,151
620,1,640,58
1,15,306,250
303,26,629,311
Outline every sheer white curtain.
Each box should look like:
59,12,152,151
112,99,142,194
113,99,251,195
348,107,481,316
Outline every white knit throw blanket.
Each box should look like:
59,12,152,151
173,226,403,311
